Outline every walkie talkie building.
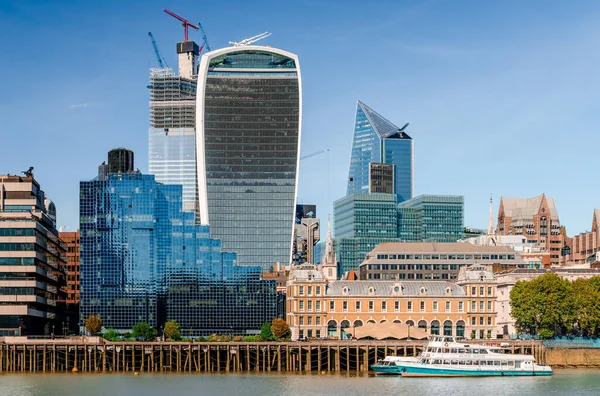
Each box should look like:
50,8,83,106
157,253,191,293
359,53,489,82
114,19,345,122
196,46,301,271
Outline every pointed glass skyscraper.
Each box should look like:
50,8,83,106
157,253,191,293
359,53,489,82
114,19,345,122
347,101,413,202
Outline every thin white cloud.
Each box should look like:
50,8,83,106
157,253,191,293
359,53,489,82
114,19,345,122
69,103,91,109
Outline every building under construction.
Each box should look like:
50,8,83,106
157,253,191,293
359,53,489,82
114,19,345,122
148,10,203,217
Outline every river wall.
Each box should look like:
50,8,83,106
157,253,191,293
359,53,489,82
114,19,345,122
546,348,600,368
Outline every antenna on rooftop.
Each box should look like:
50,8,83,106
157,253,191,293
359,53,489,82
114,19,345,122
229,32,272,47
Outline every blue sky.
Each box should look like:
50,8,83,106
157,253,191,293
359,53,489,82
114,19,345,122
1,0,599,235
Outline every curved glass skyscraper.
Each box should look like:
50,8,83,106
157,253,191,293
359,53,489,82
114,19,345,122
196,46,301,271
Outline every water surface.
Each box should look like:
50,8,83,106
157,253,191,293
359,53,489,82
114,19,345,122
1,370,599,396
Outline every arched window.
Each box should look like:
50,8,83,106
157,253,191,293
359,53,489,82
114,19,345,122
405,320,415,327
367,319,376,324
393,319,401,324
444,320,453,336
430,320,440,335
353,320,363,328
327,320,337,338
499,219,504,234
456,320,465,338
380,319,387,323
540,217,548,236
418,320,427,330
340,320,351,340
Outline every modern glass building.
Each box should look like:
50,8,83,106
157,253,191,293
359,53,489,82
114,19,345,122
80,152,277,335
148,68,199,215
331,194,465,276
196,46,301,271
398,195,465,242
347,101,413,202
334,193,398,239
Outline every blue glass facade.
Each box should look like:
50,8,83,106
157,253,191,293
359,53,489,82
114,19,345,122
397,195,465,242
149,127,197,214
80,172,276,335
332,194,465,275
198,48,301,271
347,101,413,202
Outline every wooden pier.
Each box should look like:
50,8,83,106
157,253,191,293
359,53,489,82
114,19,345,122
0,339,546,373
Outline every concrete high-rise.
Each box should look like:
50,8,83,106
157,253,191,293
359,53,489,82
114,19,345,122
347,101,413,202
196,46,302,271
0,173,67,336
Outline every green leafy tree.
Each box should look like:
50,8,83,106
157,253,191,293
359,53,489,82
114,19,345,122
510,273,576,337
573,278,600,337
103,328,120,341
271,318,290,339
132,322,158,341
163,320,181,341
260,322,273,340
85,315,103,335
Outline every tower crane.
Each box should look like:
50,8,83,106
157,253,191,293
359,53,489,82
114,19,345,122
148,32,168,68
300,149,330,160
198,22,212,52
163,8,198,42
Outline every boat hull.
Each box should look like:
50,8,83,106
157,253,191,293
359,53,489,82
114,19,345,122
395,364,553,377
371,365,403,375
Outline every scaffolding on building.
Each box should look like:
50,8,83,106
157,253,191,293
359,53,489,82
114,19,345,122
149,68,197,129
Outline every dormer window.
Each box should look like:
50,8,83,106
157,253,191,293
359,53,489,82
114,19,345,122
368,286,375,295
420,287,427,295
342,286,350,295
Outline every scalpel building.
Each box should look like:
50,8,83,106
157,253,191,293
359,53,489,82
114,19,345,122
196,46,302,271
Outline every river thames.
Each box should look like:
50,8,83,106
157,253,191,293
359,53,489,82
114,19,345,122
1,370,599,396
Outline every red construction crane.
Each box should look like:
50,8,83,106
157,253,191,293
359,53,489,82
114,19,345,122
163,8,198,42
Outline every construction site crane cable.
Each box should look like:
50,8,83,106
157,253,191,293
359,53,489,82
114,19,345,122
147,32,168,68
163,8,199,42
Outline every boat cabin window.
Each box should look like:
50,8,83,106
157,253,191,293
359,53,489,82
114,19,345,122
494,361,500,366
451,360,458,365
507,361,514,366
479,349,488,354
451,348,458,354
435,360,442,364
443,360,451,365
443,348,449,353
459,349,465,354
480,361,486,366
472,349,479,354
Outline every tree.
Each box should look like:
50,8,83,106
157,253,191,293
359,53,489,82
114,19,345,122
271,318,290,339
260,322,273,340
163,320,181,341
85,315,103,335
510,273,576,337
103,328,120,341
132,322,158,341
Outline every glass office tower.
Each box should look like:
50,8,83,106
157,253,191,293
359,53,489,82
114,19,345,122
347,101,413,202
196,46,301,271
80,153,276,335
397,195,465,242
148,68,199,215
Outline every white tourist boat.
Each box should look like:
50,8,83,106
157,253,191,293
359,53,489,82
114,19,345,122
371,336,552,377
